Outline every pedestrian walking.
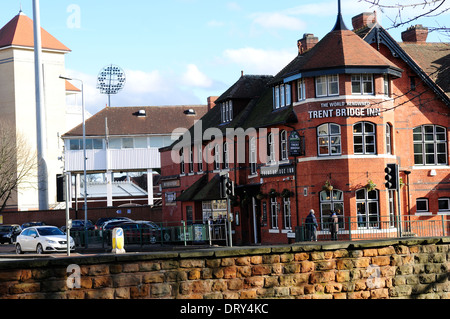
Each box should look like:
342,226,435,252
305,209,318,241
329,210,339,241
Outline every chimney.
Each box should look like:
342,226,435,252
401,24,429,43
297,33,319,54
207,96,218,110
352,12,377,30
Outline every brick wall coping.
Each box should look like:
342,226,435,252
1,237,447,271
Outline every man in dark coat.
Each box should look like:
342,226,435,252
305,209,318,241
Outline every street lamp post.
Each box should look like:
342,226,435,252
59,75,88,248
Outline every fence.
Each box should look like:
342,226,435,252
70,220,229,248
298,214,449,242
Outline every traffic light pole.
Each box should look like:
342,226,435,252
385,164,402,237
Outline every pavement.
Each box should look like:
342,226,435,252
0,242,217,259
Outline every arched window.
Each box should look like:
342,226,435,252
280,130,288,160
413,125,447,165
319,189,344,228
318,123,341,156
353,122,376,155
356,188,379,229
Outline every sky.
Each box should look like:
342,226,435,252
1,0,449,115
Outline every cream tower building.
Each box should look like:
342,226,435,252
0,10,73,211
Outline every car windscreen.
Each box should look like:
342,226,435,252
0,226,12,232
37,227,65,236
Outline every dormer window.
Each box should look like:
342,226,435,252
221,100,233,123
273,83,291,110
316,75,339,97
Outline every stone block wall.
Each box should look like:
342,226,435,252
0,237,449,299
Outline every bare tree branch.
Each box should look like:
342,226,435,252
0,121,37,212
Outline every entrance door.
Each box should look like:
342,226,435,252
251,197,261,244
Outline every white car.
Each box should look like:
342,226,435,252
15,226,75,254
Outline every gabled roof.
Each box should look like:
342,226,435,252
62,105,208,138
361,23,450,106
0,11,70,52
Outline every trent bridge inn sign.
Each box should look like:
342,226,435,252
309,101,381,119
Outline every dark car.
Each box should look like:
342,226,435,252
0,224,22,244
61,220,95,232
95,217,132,230
119,221,161,244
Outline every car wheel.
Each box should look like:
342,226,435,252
36,243,44,254
16,243,23,254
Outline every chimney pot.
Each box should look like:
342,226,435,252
401,24,429,42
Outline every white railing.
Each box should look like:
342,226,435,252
65,148,161,172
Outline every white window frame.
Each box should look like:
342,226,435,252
283,197,292,230
438,198,450,214
416,198,429,213
353,122,376,155
297,79,305,101
413,125,448,166
270,197,278,230
250,137,257,175
356,188,380,229
316,75,339,97
197,144,203,172
352,74,374,95
318,123,341,156
280,130,288,161
268,133,276,164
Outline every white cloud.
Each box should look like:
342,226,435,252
227,2,242,12
222,47,296,75
182,64,214,88
65,68,204,114
250,12,306,31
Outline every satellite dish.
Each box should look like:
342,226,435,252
97,64,126,107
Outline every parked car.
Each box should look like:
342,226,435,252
15,226,75,254
0,225,22,244
119,221,161,244
95,217,132,230
61,219,95,232
21,222,46,229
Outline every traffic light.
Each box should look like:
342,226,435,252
225,179,234,197
221,176,234,198
384,164,399,190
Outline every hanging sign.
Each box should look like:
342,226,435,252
288,131,303,157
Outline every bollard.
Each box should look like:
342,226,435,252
112,227,126,254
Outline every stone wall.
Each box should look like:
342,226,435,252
0,237,449,299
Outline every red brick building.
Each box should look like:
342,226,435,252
160,8,449,245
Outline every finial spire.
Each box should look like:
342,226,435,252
332,0,348,31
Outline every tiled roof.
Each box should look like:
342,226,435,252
0,12,70,52
272,28,402,84
216,75,274,103
399,42,450,97
65,80,81,92
62,105,208,137
163,75,273,150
